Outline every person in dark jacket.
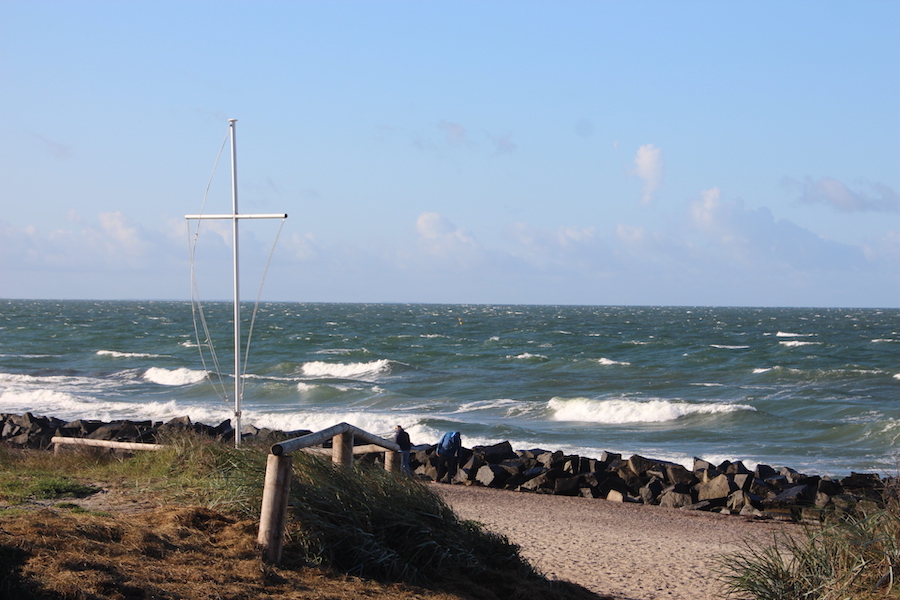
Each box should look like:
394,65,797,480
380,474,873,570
433,430,461,483
393,425,412,475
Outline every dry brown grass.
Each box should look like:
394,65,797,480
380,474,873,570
0,503,480,600
0,443,607,600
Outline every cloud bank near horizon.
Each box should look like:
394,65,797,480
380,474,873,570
3,174,897,307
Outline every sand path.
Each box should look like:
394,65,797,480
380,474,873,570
434,484,797,600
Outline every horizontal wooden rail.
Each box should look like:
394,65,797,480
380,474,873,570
303,443,430,457
51,437,166,452
271,422,399,456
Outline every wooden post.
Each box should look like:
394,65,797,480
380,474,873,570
384,450,400,473
257,453,293,565
333,431,353,466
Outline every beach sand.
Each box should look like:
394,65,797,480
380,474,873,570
434,484,797,600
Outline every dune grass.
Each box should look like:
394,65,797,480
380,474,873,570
285,451,534,586
719,499,900,599
0,433,601,600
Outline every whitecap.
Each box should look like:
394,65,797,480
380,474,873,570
301,359,391,381
779,340,820,347
597,357,631,366
508,353,547,360
142,367,208,386
710,345,749,350
547,397,755,424
97,350,163,359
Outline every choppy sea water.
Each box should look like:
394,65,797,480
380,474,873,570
1,299,897,477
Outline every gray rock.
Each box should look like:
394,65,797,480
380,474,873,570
697,474,738,501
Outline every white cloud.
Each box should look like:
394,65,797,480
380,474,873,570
688,188,867,271
97,212,150,257
691,188,723,229
632,144,664,205
787,177,900,212
414,212,480,263
508,222,606,271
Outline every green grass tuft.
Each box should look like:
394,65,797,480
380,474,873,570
719,501,900,599
285,452,535,586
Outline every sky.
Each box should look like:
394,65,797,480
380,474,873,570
1,1,898,308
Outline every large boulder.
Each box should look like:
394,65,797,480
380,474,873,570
472,441,516,464
659,488,694,509
763,484,815,509
696,474,737,503
475,464,513,488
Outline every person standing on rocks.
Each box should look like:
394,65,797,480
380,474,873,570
433,430,461,483
393,425,412,475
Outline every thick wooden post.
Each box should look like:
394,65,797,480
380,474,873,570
333,431,353,466
384,450,400,472
258,453,293,564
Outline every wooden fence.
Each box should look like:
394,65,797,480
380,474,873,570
52,425,407,567
51,436,166,453
258,422,402,564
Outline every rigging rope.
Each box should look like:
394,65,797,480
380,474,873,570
188,131,231,405
242,216,288,379
187,130,287,406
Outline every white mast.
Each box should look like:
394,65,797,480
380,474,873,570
186,119,288,447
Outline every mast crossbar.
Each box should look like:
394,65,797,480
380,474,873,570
184,119,287,448
185,213,288,220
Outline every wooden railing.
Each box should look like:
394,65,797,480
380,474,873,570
258,422,402,564
54,425,406,567
51,436,166,453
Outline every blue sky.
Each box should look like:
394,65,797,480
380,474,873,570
2,1,898,307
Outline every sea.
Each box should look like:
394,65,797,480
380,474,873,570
1,299,897,478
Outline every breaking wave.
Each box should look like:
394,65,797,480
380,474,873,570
301,359,392,381
142,367,208,386
548,397,755,424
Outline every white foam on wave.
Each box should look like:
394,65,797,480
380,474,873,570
142,367,208,386
597,357,631,366
547,397,755,424
753,367,772,374
0,371,115,392
301,359,391,381
508,353,547,360
710,345,749,350
779,340,820,348
894,373,900,381
97,350,163,359
452,398,543,419
872,338,898,343
0,387,229,425
247,409,439,444
776,331,816,337
314,348,369,355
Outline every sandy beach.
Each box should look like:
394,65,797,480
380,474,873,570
434,484,798,600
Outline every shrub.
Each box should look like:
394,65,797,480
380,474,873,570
719,501,900,599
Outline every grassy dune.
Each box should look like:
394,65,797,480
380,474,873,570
0,433,603,600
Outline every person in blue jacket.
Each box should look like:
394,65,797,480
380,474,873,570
433,430,461,483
